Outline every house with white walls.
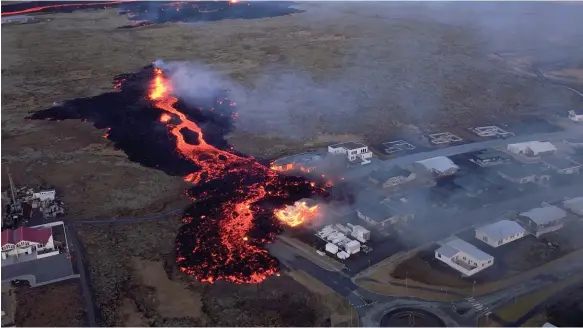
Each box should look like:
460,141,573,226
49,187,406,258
517,206,567,237
475,220,526,248
507,141,557,157
328,142,373,165
435,238,494,277
1,225,54,260
414,156,459,177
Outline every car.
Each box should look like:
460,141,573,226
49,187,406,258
11,279,31,287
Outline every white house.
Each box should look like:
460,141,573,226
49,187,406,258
435,238,494,277
507,141,557,157
568,110,583,122
475,220,526,248
414,156,459,177
33,189,56,202
368,167,416,188
563,197,583,216
517,206,567,237
1,226,54,260
328,142,373,165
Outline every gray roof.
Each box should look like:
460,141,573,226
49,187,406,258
369,167,412,182
520,206,567,225
476,220,525,241
415,156,458,173
330,141,367,151
357,202,395,222
446,238,493,261
454,175,490,192
272,152,323,166
474,149,509,161
544,157,582,170
562,197,583,215
497,164,542,179
435,244,460,258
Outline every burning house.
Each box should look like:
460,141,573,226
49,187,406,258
271,152,324,174
274,198,320,227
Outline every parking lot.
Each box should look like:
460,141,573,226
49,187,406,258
1,253,75,285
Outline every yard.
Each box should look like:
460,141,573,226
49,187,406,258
391,220,583,289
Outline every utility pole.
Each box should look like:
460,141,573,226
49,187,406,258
7,166,17,206
472,280,476,297
406,271,408,295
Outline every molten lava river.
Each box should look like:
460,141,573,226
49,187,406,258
29,66,326,284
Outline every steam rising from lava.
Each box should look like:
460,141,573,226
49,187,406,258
144,67,328,283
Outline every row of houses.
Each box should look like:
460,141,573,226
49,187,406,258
1,225,55,259
435,198,582,277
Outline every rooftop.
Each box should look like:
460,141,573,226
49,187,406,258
476,220,525,241
1,226,52,247
357,202,396,222
415,156,459,173
454,175,491,192
436,244,460,258
330,141,367,151
563,197,583,214
508,141,557,154
369,167,412,181
473,149,510,161
544,157,582,170
497,163,544,178
445,238,493,261
272,152,323,166
520,206,567,225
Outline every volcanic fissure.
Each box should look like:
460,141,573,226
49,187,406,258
28,65,328,284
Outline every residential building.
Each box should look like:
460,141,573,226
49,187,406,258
563,138,583,149
271,152,323,172
33,189,56,202
368,167,416,188
475,220,526,248
356,201,413,228
1,226,54,259
328,142,373,165
469,149,510,167
507,141,557,157
435,238,494,277
563,197,583,216
454,175,491,196
568,110,583,122
414,156,459,177
517,206,567,237
497,164,550,184
543,157,582,174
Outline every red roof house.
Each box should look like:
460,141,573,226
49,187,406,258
1,226,52,248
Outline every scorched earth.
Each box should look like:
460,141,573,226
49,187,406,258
28,64,328,284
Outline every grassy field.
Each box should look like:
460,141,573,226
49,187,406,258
2,2,583,325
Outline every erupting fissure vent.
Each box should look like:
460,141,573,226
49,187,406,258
147,68,327,284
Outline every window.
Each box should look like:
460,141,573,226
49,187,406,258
498,240,502,245
488,260,492,263
482,236,488,242
437,253,441,258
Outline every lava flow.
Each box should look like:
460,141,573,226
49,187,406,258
148,68,325,284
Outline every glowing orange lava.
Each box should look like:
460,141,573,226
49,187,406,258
1,1,135,16
149,67,295,284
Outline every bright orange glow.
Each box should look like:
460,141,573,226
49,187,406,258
1,1,135,16
160,113,171,123
275,201,319,227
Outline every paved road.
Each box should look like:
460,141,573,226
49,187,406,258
66,223,98,327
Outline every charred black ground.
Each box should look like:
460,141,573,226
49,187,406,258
1,1,304,28
27,65,327,283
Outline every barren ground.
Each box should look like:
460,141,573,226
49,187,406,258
14,280,84,327
2,2,583,325
76,215,351,326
